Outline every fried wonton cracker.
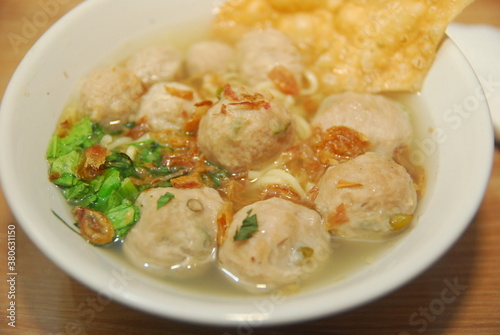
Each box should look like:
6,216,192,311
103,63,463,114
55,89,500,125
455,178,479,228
213,0,474,93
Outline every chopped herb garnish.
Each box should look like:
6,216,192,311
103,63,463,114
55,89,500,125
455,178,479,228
105,151,138,178
47,119,142,243
132,140,171,166
47,117,104,159
124,121,136,128
157,192,175,209
234,209,259,241
202,162,230,189
47,118,196,244
106,203,140,238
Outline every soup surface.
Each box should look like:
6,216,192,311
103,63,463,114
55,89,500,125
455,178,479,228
46,14,428,295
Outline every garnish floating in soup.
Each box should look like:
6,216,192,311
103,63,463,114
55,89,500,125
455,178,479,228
46,0,471,293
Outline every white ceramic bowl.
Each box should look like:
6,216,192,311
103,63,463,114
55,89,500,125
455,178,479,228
0,0,494,327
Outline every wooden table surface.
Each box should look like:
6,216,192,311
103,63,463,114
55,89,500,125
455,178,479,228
1,1,499,334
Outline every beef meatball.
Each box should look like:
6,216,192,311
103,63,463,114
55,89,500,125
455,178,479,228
137,82,198,131
313,152,417,240
79,66,144,130
236,29,304,89
185,40,235,77
197,84,294,172
125,45,183,87
218,197,330,292
123,187,224,278
311,92,413,157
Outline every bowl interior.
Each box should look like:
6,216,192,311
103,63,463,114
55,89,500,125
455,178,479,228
0,0,493,326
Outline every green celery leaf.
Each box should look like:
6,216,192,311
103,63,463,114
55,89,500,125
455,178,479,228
51,173,80,187
144,165,175,177
94,169,123,212
234,209,259,241
83,122,105,148
106,203,140,238
61,181,97,207
89,173,105,193
156,180,173,188
132,140,170,166
47,135,60,160
97,169,122,199
49,150,82,187
118,178,139,202
203,163,230,189
105,152,138,178
47,117,101,159
157,192,175,209
50,150,82,175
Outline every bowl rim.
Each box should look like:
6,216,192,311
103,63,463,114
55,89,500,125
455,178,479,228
0,0,495,327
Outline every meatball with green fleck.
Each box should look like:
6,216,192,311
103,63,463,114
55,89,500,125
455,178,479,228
79,66,143,131
218,197,330,292
123,187,224,278
314,152,418,240
197,84,295,172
